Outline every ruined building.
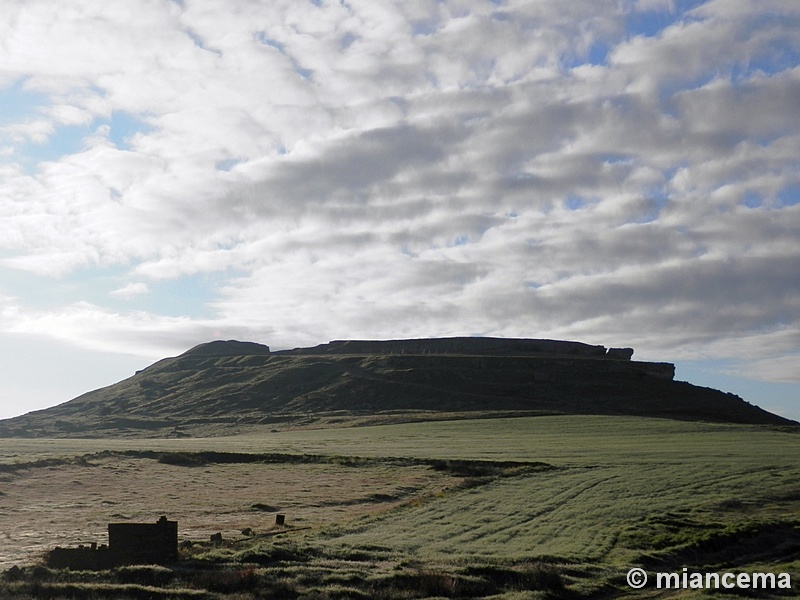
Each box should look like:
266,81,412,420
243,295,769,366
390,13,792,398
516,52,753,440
48,516,178,570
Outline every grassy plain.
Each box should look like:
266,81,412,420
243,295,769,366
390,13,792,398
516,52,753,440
0,415,798,598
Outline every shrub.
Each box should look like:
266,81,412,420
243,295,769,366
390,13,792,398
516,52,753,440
262,578,299,599
237,542,315,565
518,562,565,592
115,564,175,587
192,566,259,593
373,568,496,598
465,562,565,594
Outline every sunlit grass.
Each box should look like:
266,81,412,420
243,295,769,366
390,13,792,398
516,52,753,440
2,414,795,464
1,415,798,598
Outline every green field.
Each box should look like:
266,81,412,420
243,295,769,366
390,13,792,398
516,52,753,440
1,415,798,598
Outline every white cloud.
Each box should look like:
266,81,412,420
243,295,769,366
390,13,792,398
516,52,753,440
0,0,797,415
634,0,675,11
0,297,254,359
3,119,54,144
109,282,149,299
741,355,800,385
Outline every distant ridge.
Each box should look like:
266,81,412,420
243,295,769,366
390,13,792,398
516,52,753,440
0,337,795,437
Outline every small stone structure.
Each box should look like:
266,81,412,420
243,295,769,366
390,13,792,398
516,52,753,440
605,347,634,360
48,516,178,570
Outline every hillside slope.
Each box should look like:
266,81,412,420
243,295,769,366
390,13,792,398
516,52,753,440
0,337,794,437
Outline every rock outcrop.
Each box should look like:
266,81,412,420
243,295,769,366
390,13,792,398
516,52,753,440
183,340,271,357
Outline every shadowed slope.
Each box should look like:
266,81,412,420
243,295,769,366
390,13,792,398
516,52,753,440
0,338,794,437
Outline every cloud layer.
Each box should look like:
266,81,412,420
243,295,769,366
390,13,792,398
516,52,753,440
1,0,799,393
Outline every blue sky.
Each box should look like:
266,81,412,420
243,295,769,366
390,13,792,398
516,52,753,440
1,0,799,421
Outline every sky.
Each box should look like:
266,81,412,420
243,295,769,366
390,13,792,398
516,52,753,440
1,0,799,422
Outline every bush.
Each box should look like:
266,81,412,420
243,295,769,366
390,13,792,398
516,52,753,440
237,542,315,565
518,562,565,592
262,578,299,599
373,568,495,598
192,566,259,593
116,565,175,587
465,562,565,594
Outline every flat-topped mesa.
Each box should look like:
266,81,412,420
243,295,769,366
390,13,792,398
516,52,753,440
6,335,795,437
277,337,635,360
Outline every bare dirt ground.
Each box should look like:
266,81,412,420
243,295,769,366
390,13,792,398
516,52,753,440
0,453,451,569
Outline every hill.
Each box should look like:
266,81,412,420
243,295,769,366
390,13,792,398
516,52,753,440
0,337,794,437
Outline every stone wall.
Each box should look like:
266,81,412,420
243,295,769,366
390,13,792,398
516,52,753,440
108,516,178,566
282,337,619,358
47,545,115,570
47,516,177,570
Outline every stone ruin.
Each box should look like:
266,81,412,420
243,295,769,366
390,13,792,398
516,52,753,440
48,516,178,570
279,336,636,359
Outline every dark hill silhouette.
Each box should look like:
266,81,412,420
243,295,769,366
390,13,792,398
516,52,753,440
0,337,794,437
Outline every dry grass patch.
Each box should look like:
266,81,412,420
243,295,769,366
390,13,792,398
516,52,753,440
0,452,453,569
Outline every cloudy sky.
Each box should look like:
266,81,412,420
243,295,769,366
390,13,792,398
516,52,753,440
1,0,799,421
